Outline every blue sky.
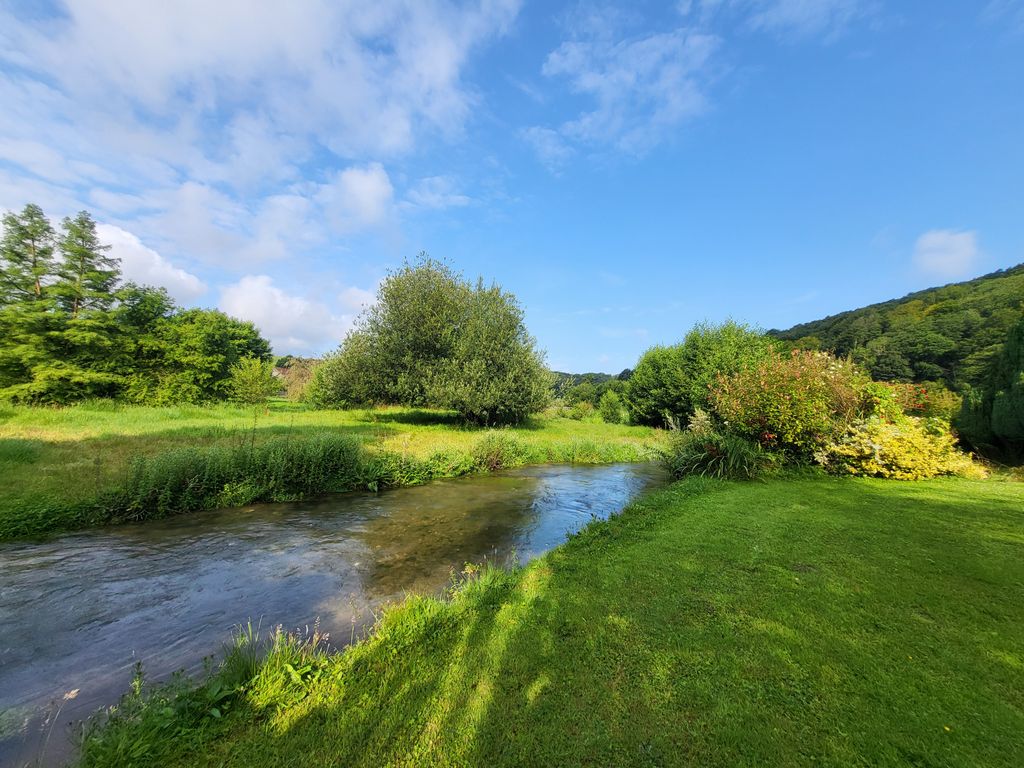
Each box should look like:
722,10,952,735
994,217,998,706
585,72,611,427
1,1,1022,372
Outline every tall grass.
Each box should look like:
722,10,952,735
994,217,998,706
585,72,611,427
664,429,777,480
1,423,664,540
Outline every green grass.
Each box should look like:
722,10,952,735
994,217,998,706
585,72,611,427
0,401,664,539
80,475,1024,767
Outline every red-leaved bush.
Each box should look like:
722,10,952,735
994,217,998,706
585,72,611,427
709,349,871,455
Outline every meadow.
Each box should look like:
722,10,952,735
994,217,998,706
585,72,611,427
79,475,1024,767
0,400,665,540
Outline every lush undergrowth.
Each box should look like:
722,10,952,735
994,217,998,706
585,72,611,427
0,401,664,539
80,476,1024,767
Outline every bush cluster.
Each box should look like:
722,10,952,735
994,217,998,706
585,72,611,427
654,324,980,481
817,416,980,480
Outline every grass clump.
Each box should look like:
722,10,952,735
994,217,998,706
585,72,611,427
76,476,1024,767
0,403,666,539
664,429,776,480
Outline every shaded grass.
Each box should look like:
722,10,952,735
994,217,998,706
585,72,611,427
0,402,665,539
80,476,1024,767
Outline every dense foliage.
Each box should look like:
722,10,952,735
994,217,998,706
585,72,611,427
818,416,979,480
308,257,550,425
710,349,869,455
957,315,1024,461
625,321,774,426
648,323,980,480
0,203,271,404
771,263,1024,389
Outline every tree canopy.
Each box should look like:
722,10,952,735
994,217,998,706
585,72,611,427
307,256,550,424
771,264,1024,389
625,321,774,427
0,203,271,404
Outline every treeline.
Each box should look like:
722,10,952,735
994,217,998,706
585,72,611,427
770,263,1024,389
0,204,271,404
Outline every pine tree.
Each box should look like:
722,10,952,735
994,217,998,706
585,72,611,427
56,211,119,317
0,203,56,304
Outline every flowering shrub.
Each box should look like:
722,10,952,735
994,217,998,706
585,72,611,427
710,350,871,455
817,416,982,480
886,381,962,421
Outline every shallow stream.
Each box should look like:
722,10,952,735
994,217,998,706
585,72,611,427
0,462,666,767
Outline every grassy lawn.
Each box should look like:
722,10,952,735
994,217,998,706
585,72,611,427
0,401,664,538
83,476,1024,767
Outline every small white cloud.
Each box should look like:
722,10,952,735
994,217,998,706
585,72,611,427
405,176,470,209
97,223,206,302
317,163,394,233
912,229,981,279
521,126,574,169
219,275,357,354
746,0,870,38
536,18,718,157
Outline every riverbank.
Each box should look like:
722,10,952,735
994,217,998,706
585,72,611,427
80,475,1024,767
0,402,665,540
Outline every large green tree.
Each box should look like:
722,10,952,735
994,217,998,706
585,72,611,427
0,203,56,303
55,211,119,317
625,321,774,427
310,257,550,424
429,281,551,425
0,203,273,405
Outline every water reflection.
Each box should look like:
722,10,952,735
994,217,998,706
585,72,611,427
0,462,665,766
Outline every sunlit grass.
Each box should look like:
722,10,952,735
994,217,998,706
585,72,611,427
79,476,1024,767
0,400,666,538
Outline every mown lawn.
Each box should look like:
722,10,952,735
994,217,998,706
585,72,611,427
83,476,1024,767
0,401,664,538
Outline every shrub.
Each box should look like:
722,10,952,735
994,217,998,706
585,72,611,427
886,381,962,421
664,429,776,480
471,431,529,471
569,400,595,421
711,349,871,456
598,390,623,423
227,357,279,406
623,345,685,427
818,416,981,480
625,321,774,427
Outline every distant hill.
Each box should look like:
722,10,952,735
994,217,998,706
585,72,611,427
770,264,1024,389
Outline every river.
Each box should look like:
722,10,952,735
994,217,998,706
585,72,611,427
0,462,666,767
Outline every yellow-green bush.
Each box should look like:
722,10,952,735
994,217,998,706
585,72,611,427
818,416,982,480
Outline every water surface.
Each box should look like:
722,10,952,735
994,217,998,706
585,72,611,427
0,462,666,766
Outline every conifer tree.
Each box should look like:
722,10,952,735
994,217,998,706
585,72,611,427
0,203,56,304
56,211,119,317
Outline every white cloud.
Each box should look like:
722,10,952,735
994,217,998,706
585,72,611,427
983,0,1024,33
0,1,522,273
679,0,871,38
746,0,870,38
339,286,377,314
533,14,718,156
521,126,574,170
405,176,471,209
912,229,981,279
219,275,364,354
96,223,207,302
317,164,395,233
